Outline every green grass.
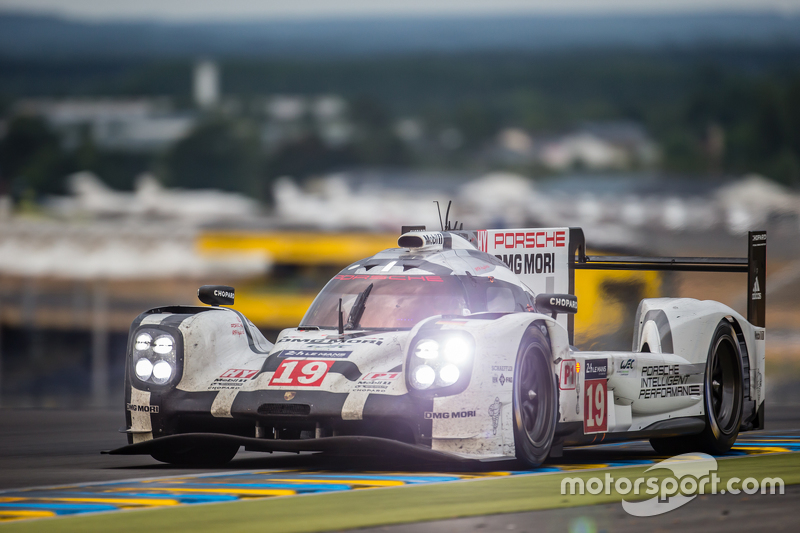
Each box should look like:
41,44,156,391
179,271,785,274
4,453,800,533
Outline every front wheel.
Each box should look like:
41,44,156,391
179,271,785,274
513,326,558,467
650,320,743,456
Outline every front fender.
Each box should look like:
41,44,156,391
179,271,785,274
416,312,565,459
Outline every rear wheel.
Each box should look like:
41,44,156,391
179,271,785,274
513,327,557,467
650,320,743,456
151,442,240,466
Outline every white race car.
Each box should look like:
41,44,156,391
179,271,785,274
111,227,766,466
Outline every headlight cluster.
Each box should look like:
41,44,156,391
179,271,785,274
408,334,474,391
132,329,178,386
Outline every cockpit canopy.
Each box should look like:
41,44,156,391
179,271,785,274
300,272,534,330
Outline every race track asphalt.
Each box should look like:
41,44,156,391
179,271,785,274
1,402,798,529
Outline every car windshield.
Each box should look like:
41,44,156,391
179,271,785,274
301,274,470,329
300,273,533,329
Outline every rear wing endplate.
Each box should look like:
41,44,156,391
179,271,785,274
567,228,766,343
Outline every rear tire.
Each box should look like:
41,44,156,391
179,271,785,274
151,442,240,466
513,326,557,467
650,320,743,456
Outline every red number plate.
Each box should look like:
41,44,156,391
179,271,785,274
268,360,335,387
583,378,608,434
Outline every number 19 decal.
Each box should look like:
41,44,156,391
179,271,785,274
269,359,335,387
583,378,608,434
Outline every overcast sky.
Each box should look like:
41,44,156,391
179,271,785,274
1,0,799,21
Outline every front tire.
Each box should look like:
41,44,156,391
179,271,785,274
650,320,743,455
513,326,558,467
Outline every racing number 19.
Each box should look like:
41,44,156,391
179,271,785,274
583,378,608,434
269,360,335,387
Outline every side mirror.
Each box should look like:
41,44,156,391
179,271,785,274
535,293,578,318
198,285,235,306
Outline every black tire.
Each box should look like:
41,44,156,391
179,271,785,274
151,442,240,466
650,320,743,456
513,326,558,467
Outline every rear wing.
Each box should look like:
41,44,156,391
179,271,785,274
567,228,766,344
476,227,765,344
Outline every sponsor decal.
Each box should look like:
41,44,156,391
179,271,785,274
617,358,636,376
423,233,445,246
585,359,608,380
424,410,477,419
492,230,567,250
560,359,577,390
214,289,234,299
284,391,296,400
127,403,159,413
353,372,401,394
277,338,383,346
208,368,259,390
334,275,443,282
492,365,513,372
752,277,762,300
492,373,513,386
231,323,245,336
269,359,334,387
352,371,401,392
361,372,400,381
279,349,352,359
752,233,767,242
755,330,765,341
496,252,556,275
221,369,258,378
488,397,503,435
549,296,577,309
638,364,701,399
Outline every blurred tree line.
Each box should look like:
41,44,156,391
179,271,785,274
1,46,800,201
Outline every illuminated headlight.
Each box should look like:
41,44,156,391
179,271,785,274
443,338,471,363
408,333,474,391
439,364,460,385
134,333,152,351
412,365,436,389
153,335,174,355
135,358,153,380
152,360,174,384
131,328,179,386
414,339,439,359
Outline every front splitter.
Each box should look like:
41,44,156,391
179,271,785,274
104,433,473,463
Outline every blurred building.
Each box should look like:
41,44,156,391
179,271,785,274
262,95,353,151
13,98,195,152
491,121,659,171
